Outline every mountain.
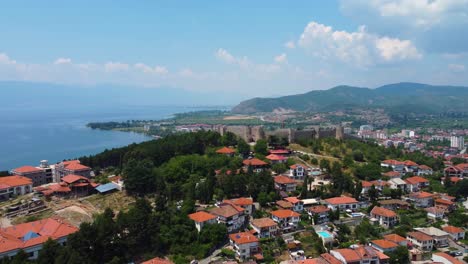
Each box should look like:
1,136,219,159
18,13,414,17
231,83,468,114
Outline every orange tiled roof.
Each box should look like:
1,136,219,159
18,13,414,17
0,176,32,188
325,196,358,205
407,231,432,241
224,197,253,206
271,209,300,218
372,239,399,249
382,159,404,166
284,196,301,204
229,232,259,244
0,217,78,254
269,149,290,155
265,154,287,161
251,218,277,228
433,252,464,264
276,200,293,208
383,233,406,243
332,248,361,262
443,225,464,234
216,147,236,154
383,171,401,177
243,158,268,166
274,175,296,184
308,205,330,214
362,181,372,187
319,253,342,264
435,198,454,206
188,211,216,222
142,257,174,264
65,162,91,171
62,174,89,184
12,166,42,174
409,191,433,199
405,176,429,184
403,160,418,166
210,204,243,218
371,206,397,218
418,165,432,170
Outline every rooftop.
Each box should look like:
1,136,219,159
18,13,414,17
216,147,236,154
229,232,259,244
242,158,268,167
251,218,277,228
325,196,358,205
371,239,399,249
274,175,296,184
12,166,42,174
383,233,406,243
188,211,217,222
0,176,32,188
271,209,300,218
370,206,397,218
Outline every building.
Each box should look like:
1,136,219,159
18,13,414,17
209,204,245,233
371,239,399,253
188,211,217,232
408,191,434,208
250,218,279,238
383,234,407,247
242,158,268,173
274,176,297,192
223,197,254,215
36,174,97,198
0,217,78,260
417,165,433,176
11,165,51,187
442,225,465,241
324,196,359,211
370,206,398,228
271,209,300,232
330,246,389,264
378,199,409,211
0,176,33,201
425,207,445,220
434,198,456,213
380,160,405,172
450,135,465,150
414,227,450,248
444,163,468,178
284,197,304,212
265,154,287,164
216,146,236,157
54,160,92,182
229,232,261,261
307,205,330,225
405,176,429,192
289,164,307,180
387,178,407,191
432,252,464,264
142,257,174,264
406,231,433,251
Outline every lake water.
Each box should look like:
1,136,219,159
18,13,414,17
0,105,226,171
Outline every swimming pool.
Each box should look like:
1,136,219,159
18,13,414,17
317,231,332,239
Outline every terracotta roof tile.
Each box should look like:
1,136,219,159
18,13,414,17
433,252,464,264
62,174,89,184
276,200,293,208
325,196,358,205
266,154,287,161
405,176,429,184
308,205,330,214
210,204,243,218
64,163,91,171
409,191,433,199
12,166,42,174
372,239,399,249
216,147,236,154
271,209,300,218
243,158,268,166
371,206,397,218
229,232,259,244
274,175,296,184
188,211,216,222
142,257,174,264
383,233,406,243
224,197,253,206
0,176,32,188
443,225,464,234
407,231,433,241
251,218,277,228
284,197,301,204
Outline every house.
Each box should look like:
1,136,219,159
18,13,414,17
378,199,409,211
330,246,390,264
209,204,246,232
417,165,433,176
265,154,287,164
289,164,307,180
274,176,297,192
216,147,236,157
0,176,33,201
269,149,291,156
38,174,97,198
250,218,279,238
408,191,433,208
307,205,330,224
324,196,359,211
242,158,268,173
142,257,174,264
284,197,304,212
387,178,407,191
405,176,429,192
434,198,456,213
223,197,254,215
382,171,401,179
425,207,445,220
444,163,468,178
381,159,405,172
370,206,398,228
383,233,407,247
54,160,92,182
406,231,433,251
0,217,78,260
432,252,464,264
188,211,217,232
414,227,450,248
229,232,260,261
271,209,300,232
371,239,399,253
11,166,51,187
276,200,293,210
442,225,465,241
403,160,419,173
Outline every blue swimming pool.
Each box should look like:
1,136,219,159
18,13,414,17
317,231,332,238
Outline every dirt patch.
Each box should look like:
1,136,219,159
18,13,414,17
56,205,93,226
223,115,256,120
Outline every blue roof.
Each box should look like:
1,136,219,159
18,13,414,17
95,182,119,193
23,231,40,241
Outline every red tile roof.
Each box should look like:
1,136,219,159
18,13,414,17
433,252,464,264
64,162,91,171
325,196,358,205
407,231,433,241
418,165,432,170
308,205,330,214
0,217,78,254
243,158,268,166
383,171,400,178
188,211,216,222
443,225,464,234
382,160,404,166
403,160,418,166
251,218,277,228
269,149,290,155
216,147,236,154
284,196,301,204
276,200,293,208
409,191,433,199
371,206,397,218
274,175,296,184
266,154,287,161
0,176,32,188
62,174,89,184
271,209,300,218
224,197,253,206
372,239,399,249
229,232,259,244
142,257,174,264
383,234,406,243
435,198,454,206
362,181,372,187
319,253,342,264
405,176,429,185
210,204,243,218
12,166,42,174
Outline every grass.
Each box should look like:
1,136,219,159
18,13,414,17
83,191,136,214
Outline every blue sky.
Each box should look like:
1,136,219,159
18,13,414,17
1,0,467,99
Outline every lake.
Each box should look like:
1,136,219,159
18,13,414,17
0,104,226,171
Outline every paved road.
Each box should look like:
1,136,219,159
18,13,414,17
198,244,228,264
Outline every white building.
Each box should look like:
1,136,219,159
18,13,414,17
0,176,33,201
229,232,260,261
188,211,217,232
407,231,433,251
271,209,300,232
250,218,279,238
451,136,465,150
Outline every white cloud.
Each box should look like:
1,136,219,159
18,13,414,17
448,63,466,72
215,48,237,64
274,53,287,63
134,63,168,75
0,53,17,65
284,41,296,49
54,58,72,65
104,62,129,72
298,21,421,66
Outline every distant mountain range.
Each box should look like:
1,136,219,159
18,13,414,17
231,83,468,114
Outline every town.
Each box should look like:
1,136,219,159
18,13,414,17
0,125,467,264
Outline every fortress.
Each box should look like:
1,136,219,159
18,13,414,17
215,125,344,143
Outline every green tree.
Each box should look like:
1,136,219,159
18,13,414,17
319,159,330,172
221,132,237,147
354,181,362,199
368,185,379,202
254,139,268,156
237,138,251,157
122,158,156,196
301,176,309,199
37,238,62,264
388,246,410,264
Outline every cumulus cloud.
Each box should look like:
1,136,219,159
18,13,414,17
54,58,72,65
297,21,421,66
0,53,17,65
274,53,287,63
215,48,281,75
448,63,466,72
284,41,296,49
134,63,168,75
104,62,129,72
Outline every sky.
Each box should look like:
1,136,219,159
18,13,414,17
1,0,468,99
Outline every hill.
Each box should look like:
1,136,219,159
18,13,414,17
231,82,468,114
